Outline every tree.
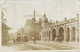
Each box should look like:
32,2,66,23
24,18,41,40
2,16,11,45
1,7,11,45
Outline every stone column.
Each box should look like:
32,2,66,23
75,23,79,43
45,30,46,41
77,28,79,42
42,30,45,41
64,29,66,42
56,29,58,36
70,27,72,42
75,29,78,43
44,30,47,41
76,20,79,42
54,28,58,42
47,30,49,41
44,30,45,41
56,26,59,40
41,32,43,41
49,31,50,41
64,18,67,42
41,34,42,41
46,30,48,41
50,29,53,41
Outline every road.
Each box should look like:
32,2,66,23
1,41,79,50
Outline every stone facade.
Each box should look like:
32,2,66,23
16,13,52,41
40,14,79,43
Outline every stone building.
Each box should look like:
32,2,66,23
16,13,52,42
24,13,52,40
40,14,79,43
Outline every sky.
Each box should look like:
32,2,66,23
1,0,80,33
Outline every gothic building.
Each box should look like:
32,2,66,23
39,14,79,43
16,13,52,42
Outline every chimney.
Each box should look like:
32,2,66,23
53,21,55,24
50,20,52,23
77,14,79,17
56,20,58,23
65,18,67,20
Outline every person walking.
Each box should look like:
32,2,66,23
13,39,15,45
34,37,36,44
32,37,36,44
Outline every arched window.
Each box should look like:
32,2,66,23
59,27,64,42
66,28,70,42
52,29,56,41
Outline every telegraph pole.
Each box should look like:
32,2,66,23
33,10,36,44
33,10,35,36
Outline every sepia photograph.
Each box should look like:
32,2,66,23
0,0,80,52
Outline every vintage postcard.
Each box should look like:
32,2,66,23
0,0,80,52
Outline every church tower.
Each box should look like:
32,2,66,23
41,13,48,28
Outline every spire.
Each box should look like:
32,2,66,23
33,10,36,22
33,10,35,18
1,11,4,19
42,12,48,23
43,12,46,17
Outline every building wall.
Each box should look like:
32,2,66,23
40,16,79,43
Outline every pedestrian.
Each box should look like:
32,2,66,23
34,37,36,44
13,39,15,45
32,37,36,44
